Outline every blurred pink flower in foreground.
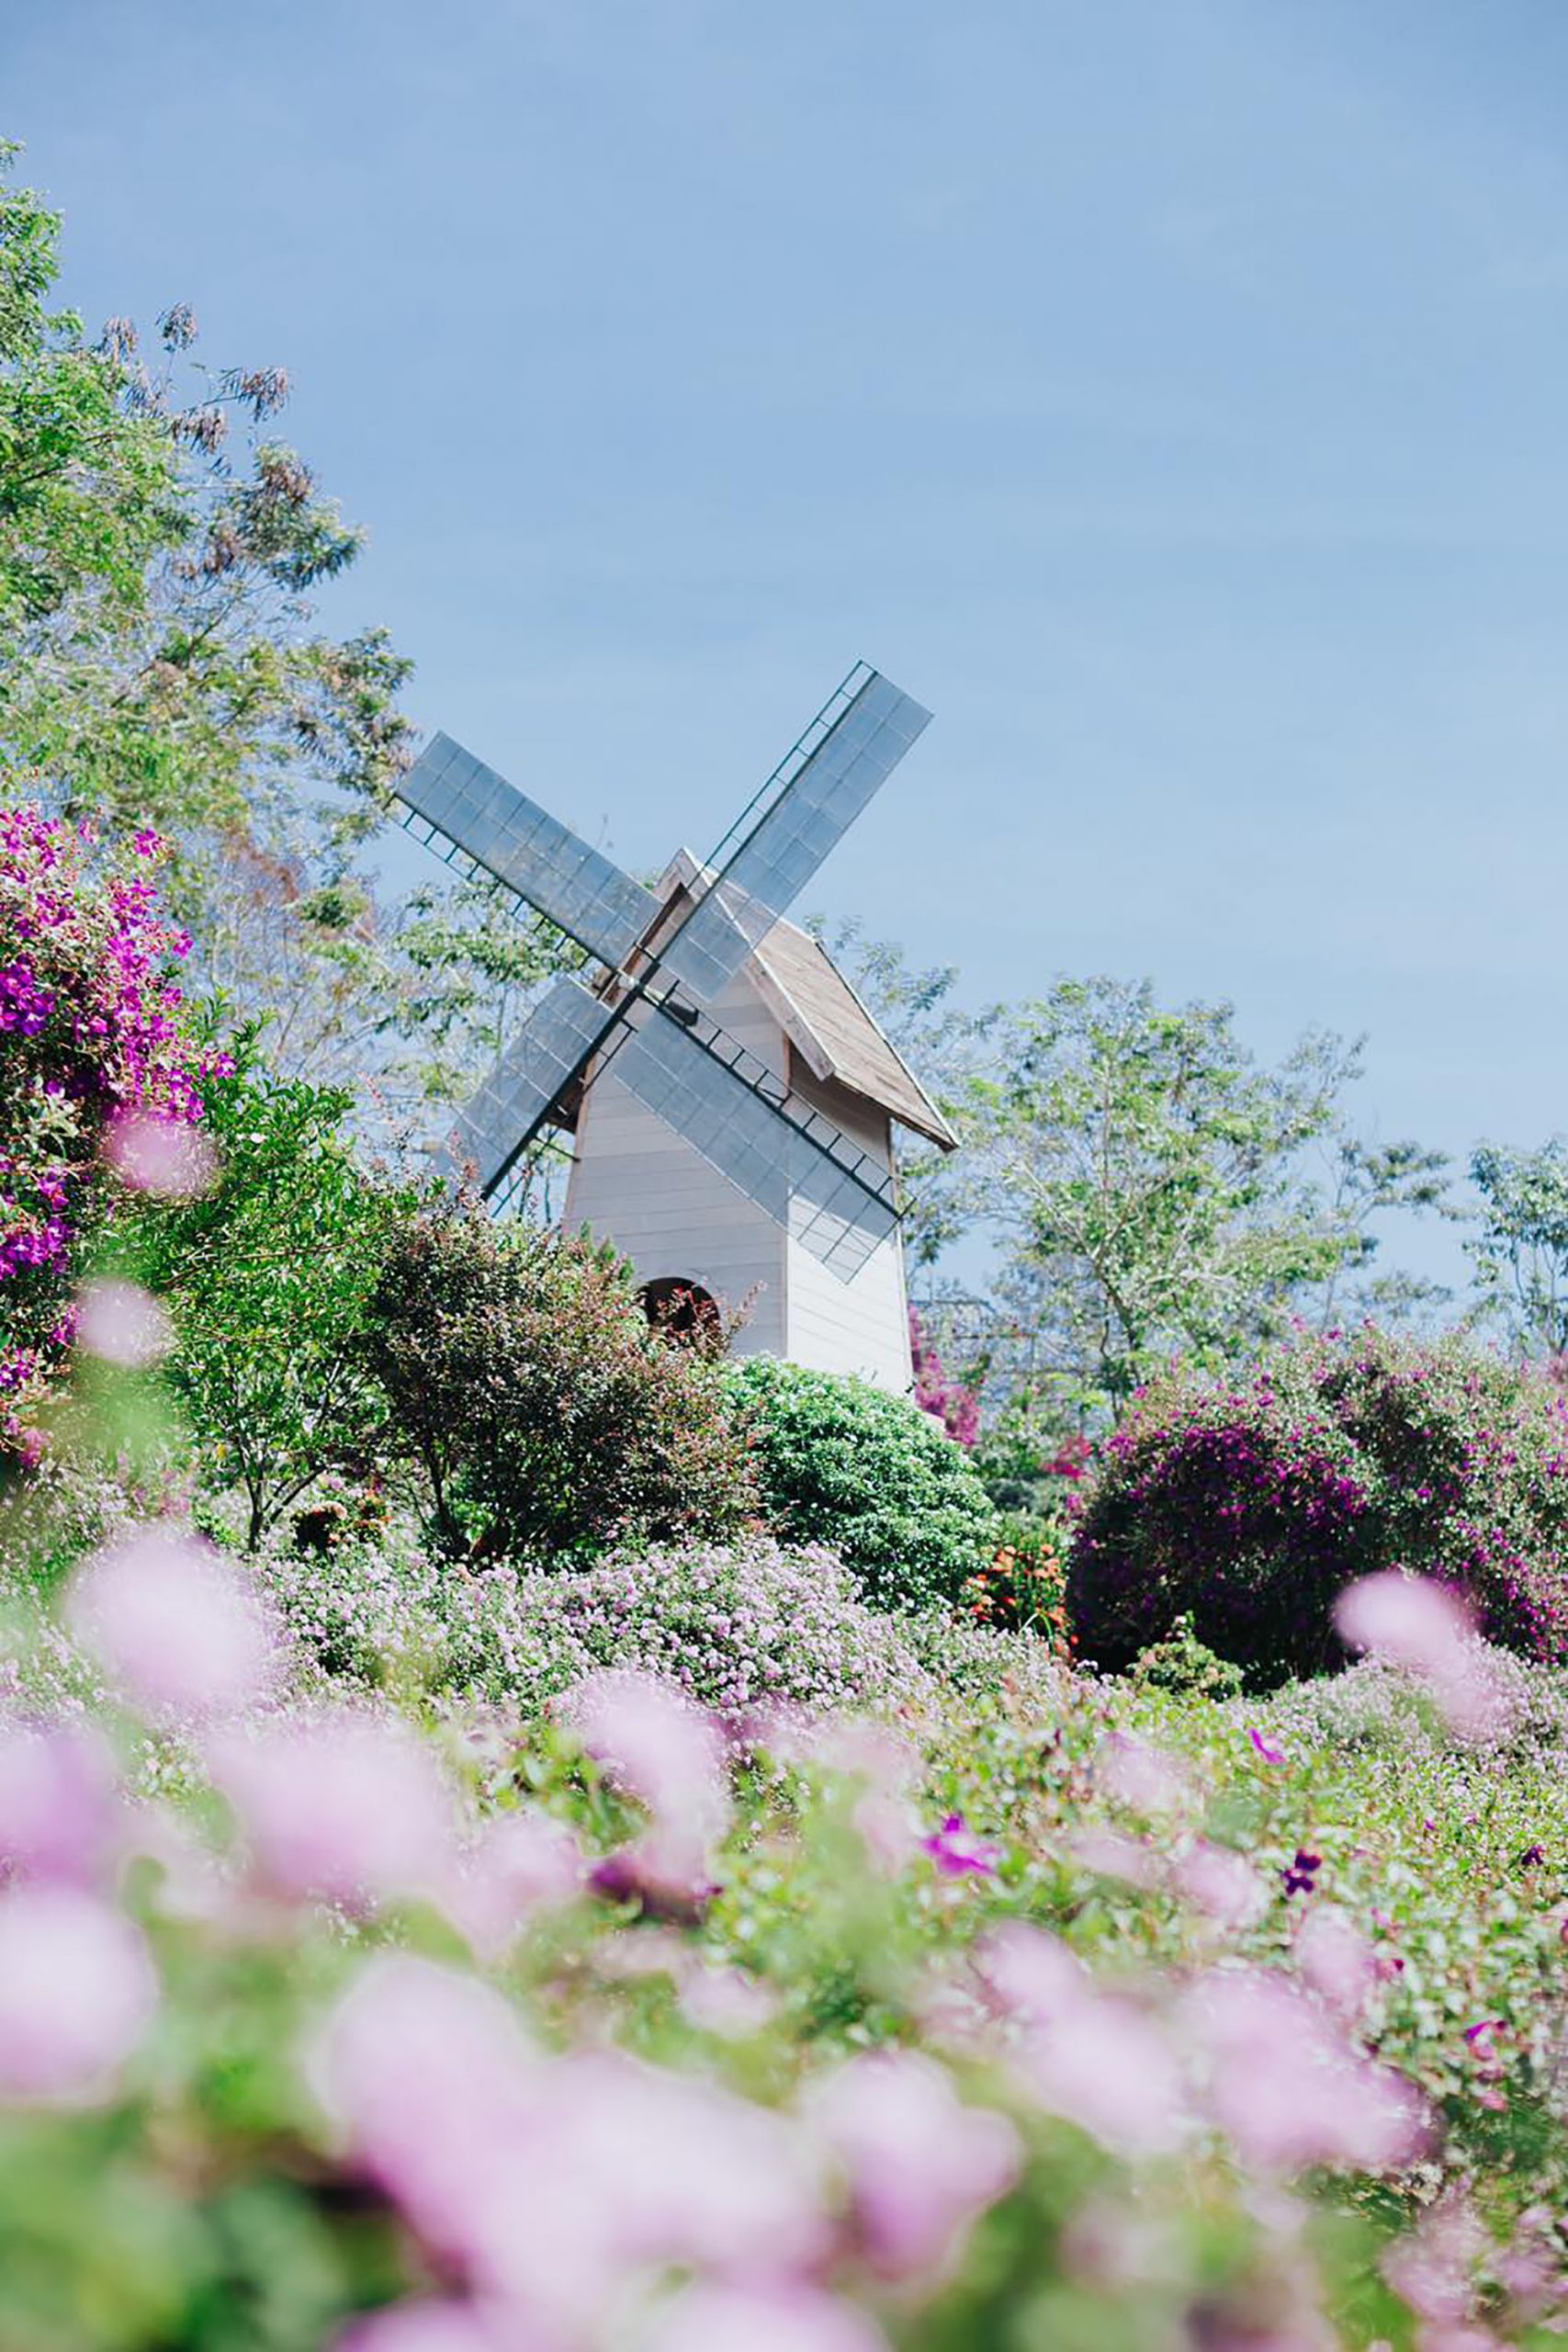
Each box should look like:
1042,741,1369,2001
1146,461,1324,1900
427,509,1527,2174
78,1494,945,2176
570,1670,730,1913
336,2301,519,2352
976,1923,1187,2156
631,2281,894,2352
209,1711,459,1913
315,1953,827,2337
1171,1839,1271,1931
68,1529,281,1724
1334,1572,1495,1739
444,1807,585,1960
310,1954,537,2266
1097,1730,1188,1817
0,1885,156,2104
805,2049,1021,2283
73,1278,174,1370
1186,1968,1429,2174
766,1716,924,1875
1294,1905,1378,2018
0,1719,120,1886
102,1109,218,1201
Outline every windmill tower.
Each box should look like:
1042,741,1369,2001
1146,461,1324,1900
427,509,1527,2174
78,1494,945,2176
392,663,955,1392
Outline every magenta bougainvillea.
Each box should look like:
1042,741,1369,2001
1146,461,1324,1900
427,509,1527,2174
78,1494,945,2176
909,1307,981,1449
0,808,225,1455
1068,1328,1568,1683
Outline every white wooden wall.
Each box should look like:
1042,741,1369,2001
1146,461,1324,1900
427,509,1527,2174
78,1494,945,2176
561,970,789,1355
560,969,915,1393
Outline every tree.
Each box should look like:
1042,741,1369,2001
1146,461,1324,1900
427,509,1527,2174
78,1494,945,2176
0,140,572,1115
123,1047,412,1546
1467,1140,1568,1358
955,978,1447,1424
366,1211,758,1562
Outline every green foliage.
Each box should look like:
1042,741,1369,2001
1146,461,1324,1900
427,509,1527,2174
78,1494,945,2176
949,978,1449,1427
366,1209,758,1562
1468,1138,1568,1357
1131,1611,1245,1701
121,1045,412,1546
1069,1328,1568,1684
0,142,582,1113
726,1355,997,1611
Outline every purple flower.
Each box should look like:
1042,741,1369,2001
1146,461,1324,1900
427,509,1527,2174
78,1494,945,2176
1247,1727,1287,1767
1280,1849,1322,1898
920,1813,999,1879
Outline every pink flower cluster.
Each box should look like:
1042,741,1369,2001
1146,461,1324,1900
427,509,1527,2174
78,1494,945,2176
0,808,223,1448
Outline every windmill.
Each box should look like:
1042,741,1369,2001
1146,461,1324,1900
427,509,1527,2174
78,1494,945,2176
393,662,949,1381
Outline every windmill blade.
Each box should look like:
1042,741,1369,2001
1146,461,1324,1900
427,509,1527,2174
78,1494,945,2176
610,1002,899,1282
660,665,931,1002
454,976,620,1195
398,730,660,972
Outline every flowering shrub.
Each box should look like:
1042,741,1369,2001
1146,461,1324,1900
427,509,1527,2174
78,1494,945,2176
3,1525,1567,2344
960,1512,1071,1647
368,1211,758,1561
0,808,220,1454
727,1356,998,1611
264,1529,927,1721
1068,1328,1568,1682
908,1306,979,1445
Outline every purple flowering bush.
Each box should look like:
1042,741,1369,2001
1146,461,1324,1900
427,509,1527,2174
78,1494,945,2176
1068,1329,1568,1683
0,807,222,1456
263,1529,929,1722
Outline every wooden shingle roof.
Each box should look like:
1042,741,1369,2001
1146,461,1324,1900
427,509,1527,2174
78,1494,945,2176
656,852,956,1150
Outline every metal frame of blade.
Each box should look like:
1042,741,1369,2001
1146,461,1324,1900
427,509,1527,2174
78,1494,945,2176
395,730,659,973
659,664,931,1001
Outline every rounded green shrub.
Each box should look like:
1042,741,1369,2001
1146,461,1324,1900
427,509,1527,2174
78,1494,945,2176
725,1355,998,1611
1067,1329,1568,1685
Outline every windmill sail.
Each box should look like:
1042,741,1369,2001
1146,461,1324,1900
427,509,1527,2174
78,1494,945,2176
399,731,659,971
661,667,931,1002
452,977,619,1194
611,1006,898,1280
400,661,931,1283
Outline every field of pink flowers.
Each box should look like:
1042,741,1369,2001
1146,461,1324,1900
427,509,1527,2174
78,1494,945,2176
2,1500,1567,2348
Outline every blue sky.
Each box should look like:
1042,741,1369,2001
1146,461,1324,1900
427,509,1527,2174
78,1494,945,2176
11,1,1568,1297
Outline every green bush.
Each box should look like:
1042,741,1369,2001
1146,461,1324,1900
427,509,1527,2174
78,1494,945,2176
1068,1328,1568,1685
726,1355,997,1611
367,1210,758,1563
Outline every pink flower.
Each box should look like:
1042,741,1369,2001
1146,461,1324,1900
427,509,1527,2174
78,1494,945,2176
1185,1968,1429,2174
1171,1840,1270,1930
629,2283,894,2352
334,2305,518,2352
73,1278,174,1369
1066,1826,1160,1888
209,1711,459,1913
1097,1731,1187,1816
1294,1905,1377,2016
0,1885,157,2104
919,1812,999,1879
132,828,162,858
1334,1572,1496,1739
68,1529,281,1724
805,2050,1020,2283
310,1953,538,2262
102,1110,217,1201
0,1720,121,1886
976,1925,1186,2156
444,1809,585,1959
1247,1727,1288,1767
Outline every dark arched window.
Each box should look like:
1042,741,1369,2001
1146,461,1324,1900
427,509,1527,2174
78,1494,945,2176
639,1276,721,1350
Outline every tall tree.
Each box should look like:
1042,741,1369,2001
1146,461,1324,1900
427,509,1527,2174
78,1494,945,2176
0,140,568,1123
950,978,1447,1424
1466,1139,1568,1359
